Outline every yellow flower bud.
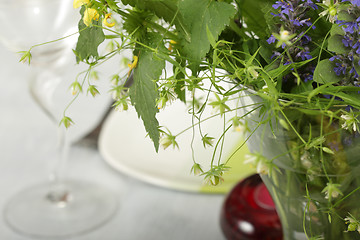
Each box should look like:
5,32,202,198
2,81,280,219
73,0,89,9
83,8,99,26
127,56,138,76
103,13,115,27
168,40,177,51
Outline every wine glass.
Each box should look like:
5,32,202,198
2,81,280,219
0,0,118,238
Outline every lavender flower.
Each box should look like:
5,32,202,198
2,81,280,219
334,62,347,76
272,1,294,15
267,0,317,88
342,0,360,6
329,3,360,84
295,50,311,60
266,35,276,44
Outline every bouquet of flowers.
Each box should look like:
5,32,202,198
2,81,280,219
23,0,360,238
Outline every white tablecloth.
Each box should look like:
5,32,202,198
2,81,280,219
0,43,227,240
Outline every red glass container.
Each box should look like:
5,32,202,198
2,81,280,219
220,174,282,240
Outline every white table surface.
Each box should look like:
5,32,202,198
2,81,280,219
0,43,227,240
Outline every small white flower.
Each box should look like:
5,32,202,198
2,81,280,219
256,161,269,175
159,136,173,150
322,182,343,200
112,91,120,100
159,133,178,150
340,111,360,132
244,153,270,175
300,151,312,169
345,216,356,224
345,214,360,233
318,0,339,23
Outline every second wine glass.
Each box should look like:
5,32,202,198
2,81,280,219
0,0,118,238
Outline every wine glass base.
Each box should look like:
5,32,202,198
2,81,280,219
3,180,118,239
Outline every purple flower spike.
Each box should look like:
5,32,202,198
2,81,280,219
296,50,312,61
350,67,359,78
272,1,294,15
267,35,276,44
351,0,360,6
342,36,353,47
334,63,347,76
301,0,319,10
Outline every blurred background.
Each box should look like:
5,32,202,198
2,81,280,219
0,34,229,240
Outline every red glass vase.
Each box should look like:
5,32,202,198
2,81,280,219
220,174,282,240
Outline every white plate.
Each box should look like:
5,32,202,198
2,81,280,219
99,96,255,193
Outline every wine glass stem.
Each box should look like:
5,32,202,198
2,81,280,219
46,125,71,207
28,66,73,207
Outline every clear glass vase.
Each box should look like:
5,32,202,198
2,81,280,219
260,166,360,240
241,91,360,240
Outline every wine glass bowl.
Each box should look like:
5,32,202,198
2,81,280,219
0,0,77,53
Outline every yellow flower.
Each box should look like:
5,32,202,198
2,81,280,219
127,56,138,76
73,0,89,9
83,8,99,26
103,13,115,27
168,40,177,51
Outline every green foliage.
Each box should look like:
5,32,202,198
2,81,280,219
122,0,179,23
74,6,105,63
129,33,166,152
18,50,32,65
328,34,348,54
122,8,154,41
60,116,74,129
237,0,274,38
313,59,341,84
178,0,236,73
54,1,360,237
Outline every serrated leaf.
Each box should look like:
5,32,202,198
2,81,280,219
129,33,166,152
122,0,191,42
178,0,236,71
239,0,274,38
74,7,105,63
313,59,341,84
122,0,179,22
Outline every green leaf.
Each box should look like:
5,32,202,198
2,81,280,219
238,0,274,38
353,55,360,75
330,24,344,36
129,33,166,152
326,92,360,109
322,147,334,155
306,82,334,103
74,7,105,63
265,58,314,83
122,0,178,23
328,34,348,54
313,59,341,84
121,0,188,39
206,25,216,48
178,0,236,72
337,10,355,22
106,0,120,12
18,50,32,65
